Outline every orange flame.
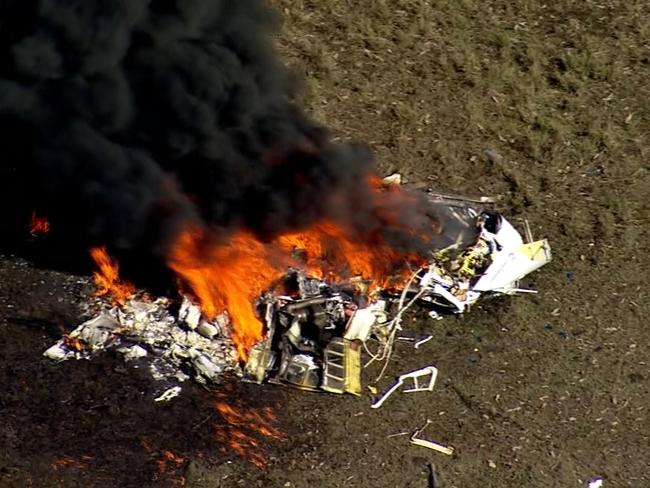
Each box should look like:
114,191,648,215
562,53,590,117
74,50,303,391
169,228,289,361
171,223,422,360
29,211,50,236
274,220,417,287
169,178,431,359
154,450,186,487
51,455,90,470
63,335,85,352
89,247,135,305
213,392,284,468
159,450,185,465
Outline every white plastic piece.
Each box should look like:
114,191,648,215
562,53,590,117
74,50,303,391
371,366,438,409
118,344,148,360
401,366,438,393
344,301,386,341
473,239,551,292
432,283,466,312
414,335,433,349
179,297,202,329
154,386,182,402
410,438,455,456
427,311,443,321
410,419,455,456
588,478,603,488
197,321,220,339
382,173,402,186
43,342,71,361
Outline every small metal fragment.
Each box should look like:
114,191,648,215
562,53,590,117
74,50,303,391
179,297,201,329
371,366,438,408
43,341,70,361
386,432,410,439
382,173,402,186
188,348,225,383
428,310,443,321
414,335,433,349
428,463,439,488
117,344,148,360
483,148,503,164
154,386,182,402
197,321,219,339
410,419,454,456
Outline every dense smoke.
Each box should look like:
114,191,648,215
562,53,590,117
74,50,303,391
0,0,437,263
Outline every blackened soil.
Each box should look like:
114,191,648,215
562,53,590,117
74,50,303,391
0,257,284,488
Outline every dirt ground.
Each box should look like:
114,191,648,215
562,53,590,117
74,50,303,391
2,1,649,487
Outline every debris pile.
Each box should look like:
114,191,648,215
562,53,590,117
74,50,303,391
44,296,239,386
414,206,551,317
243,193,551,395
245,270,371,394
44,185,551,400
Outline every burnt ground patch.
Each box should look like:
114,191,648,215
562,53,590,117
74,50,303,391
0,257,284,487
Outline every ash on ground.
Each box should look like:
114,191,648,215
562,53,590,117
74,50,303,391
44,295,239,391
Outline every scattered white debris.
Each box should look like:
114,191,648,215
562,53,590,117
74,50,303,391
43,343,71,361
179,297,202,329
382,173,402,186
371,366,438,409
427,310,443,321
44,295,238,388
344,301,386,342
154,386,182,402
197,321,220,339
116,344,148,360
43,313,119,361
588,477,603,488
410,419,454,456
187,347,227,384
414,335,433,349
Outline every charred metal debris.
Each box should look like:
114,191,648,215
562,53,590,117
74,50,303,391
44,183,551,400
244,190,551,394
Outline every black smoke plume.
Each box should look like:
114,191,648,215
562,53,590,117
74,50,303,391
0,0,439,272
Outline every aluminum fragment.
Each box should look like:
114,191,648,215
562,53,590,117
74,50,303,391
371,366,438,409
410,419,454,456
154,386,182,403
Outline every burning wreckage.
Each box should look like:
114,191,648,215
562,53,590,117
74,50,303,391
243,190,551,395
45,183,551,401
